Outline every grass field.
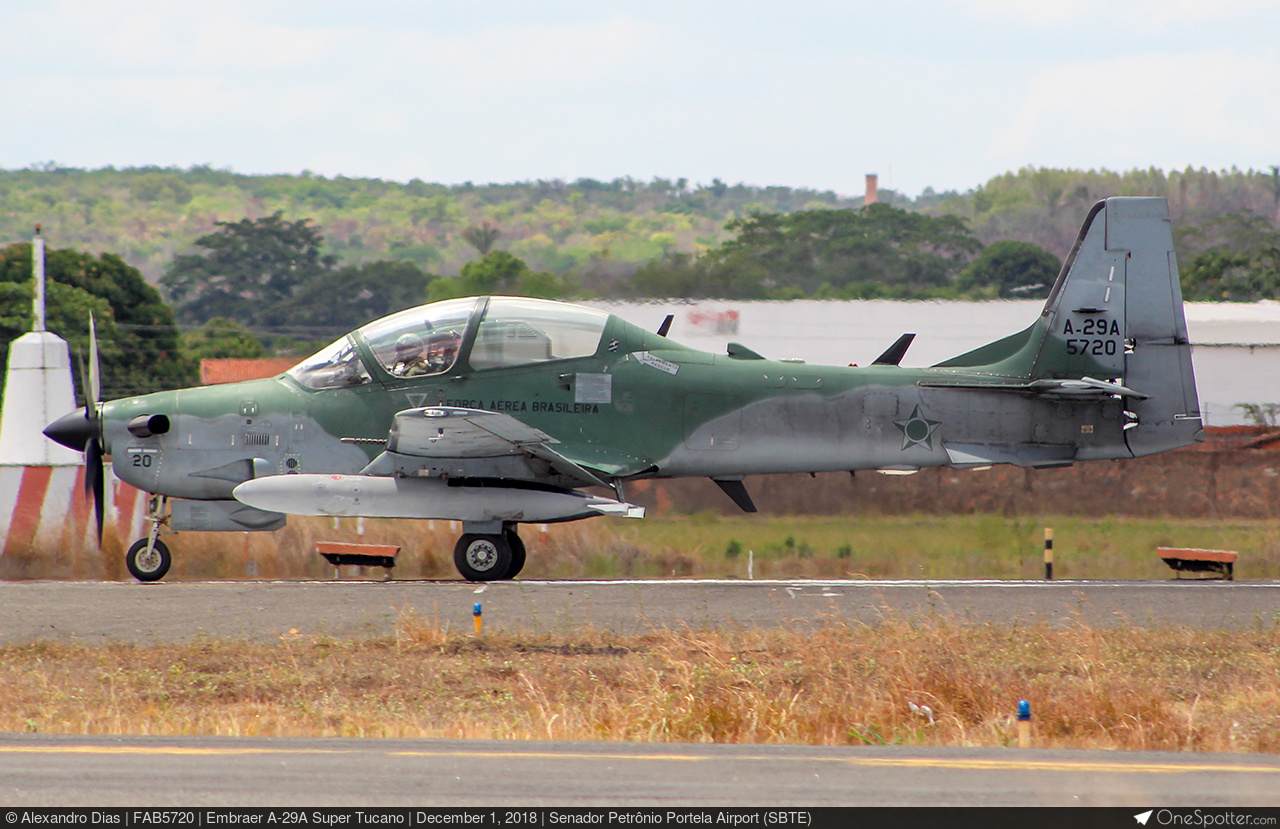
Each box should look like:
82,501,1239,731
5,514,1278,753
2,615,1278,752
11,512,1274,582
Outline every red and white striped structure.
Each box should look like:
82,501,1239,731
0,227,147,560
0,466,146,556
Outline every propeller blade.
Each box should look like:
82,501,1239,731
88,313,100,407
83,437,99,495
84,437,105,544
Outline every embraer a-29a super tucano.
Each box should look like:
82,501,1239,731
45,198,1202,582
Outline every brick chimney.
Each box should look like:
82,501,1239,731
865,173,878,206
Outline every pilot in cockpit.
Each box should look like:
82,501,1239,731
426,329,462,373
392,333,429,377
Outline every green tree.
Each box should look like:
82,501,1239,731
462,221,502,255
180,318,267,362
629,253,715,298
279,260,435,333
630,204,982,299
1181,248,1280,301
1177,211,1280,301
0,243,194,399
429,251,576,300
161,212,336,327
955,240,1061,299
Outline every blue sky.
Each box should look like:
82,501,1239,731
4,0,1279,197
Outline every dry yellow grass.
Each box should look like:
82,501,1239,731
2,614,1278,752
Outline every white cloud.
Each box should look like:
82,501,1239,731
4,2,1280,194
988,50,1280,170
956,0,1279,28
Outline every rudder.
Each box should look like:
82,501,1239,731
1033,197,1202,455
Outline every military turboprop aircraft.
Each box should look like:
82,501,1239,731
45,197,1202,581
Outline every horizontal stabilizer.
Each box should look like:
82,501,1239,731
1027,377,1147,399
920,376,1146,399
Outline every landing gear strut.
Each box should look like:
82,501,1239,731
126,495,172,582
453,523,526,581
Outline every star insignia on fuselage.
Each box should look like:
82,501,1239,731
894,405,941,451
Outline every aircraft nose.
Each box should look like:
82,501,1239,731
43,408,93,451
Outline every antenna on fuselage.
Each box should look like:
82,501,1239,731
872,333,916,366
656,315,673,337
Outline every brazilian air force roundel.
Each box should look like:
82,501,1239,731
894,405,941,451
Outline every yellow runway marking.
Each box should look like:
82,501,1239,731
3,744,1280,776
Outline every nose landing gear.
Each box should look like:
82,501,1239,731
125,495,172,582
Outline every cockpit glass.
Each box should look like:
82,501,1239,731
287,336,372,390
470,297,609,370
357,297,478,378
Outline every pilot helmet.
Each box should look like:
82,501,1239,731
395,333,424,359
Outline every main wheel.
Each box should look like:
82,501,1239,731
126,538,171,582
504,528,526,579
453,533,513,581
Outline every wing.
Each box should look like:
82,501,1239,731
361,407,648,488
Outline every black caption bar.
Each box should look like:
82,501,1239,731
2,810,1279,829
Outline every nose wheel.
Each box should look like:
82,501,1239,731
126,538,171,582
126,494,172,582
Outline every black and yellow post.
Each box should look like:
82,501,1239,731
1044,527,1054,580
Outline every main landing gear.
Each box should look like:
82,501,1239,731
126,495,172,582
120,496,529,583
453,524,526,581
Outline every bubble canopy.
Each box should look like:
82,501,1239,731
287,297,611,390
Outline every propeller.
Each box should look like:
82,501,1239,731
82,313,104,544
47,314,106,544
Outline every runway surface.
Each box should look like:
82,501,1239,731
0,578,1277,644
3,733,1280,806
3,578,1278,807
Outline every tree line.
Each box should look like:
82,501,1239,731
5,163,1278,287
3,163,1280,399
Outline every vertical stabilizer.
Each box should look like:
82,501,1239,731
1033,197,1202,455
934,198,1202,456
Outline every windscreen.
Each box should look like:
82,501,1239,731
287,336,373,389
357,298,479,378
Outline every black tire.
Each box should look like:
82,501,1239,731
504,528,526,579
453,533,512,581
126,538,171,582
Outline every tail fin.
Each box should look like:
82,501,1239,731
937,197,1202,455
